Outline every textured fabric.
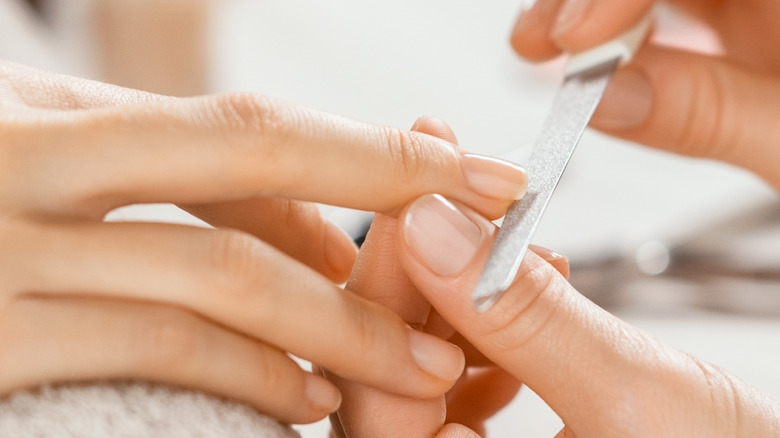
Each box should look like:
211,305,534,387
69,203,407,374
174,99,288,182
0,382,300,438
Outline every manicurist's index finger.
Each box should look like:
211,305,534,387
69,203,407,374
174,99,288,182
9,93,526,219
511,0,653,58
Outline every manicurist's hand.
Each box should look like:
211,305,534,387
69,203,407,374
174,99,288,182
393,192,780,436
511,0,780,189
0,61,528,424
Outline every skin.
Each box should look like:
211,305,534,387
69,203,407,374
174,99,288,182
0,60,531,425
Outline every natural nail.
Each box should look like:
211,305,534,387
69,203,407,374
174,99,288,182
461,154,527,200
403,194,488,277
592,67,653,130
407,328,465,382
304,374,342,413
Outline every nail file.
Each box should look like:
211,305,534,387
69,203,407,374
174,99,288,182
472,17,651,312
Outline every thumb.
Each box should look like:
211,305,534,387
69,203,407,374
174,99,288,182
395,194,744,435
591,45,780,189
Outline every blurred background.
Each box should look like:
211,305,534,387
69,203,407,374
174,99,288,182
2,0,779,435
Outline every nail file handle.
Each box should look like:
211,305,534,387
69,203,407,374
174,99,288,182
471,16,652,313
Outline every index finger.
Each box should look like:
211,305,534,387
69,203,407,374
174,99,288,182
7,93,526,219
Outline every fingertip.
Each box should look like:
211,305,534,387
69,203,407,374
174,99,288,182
411,116,459,144
303,373,343,421
436,423,482,438
551,1,653,53
530,245,570,279
510,4,565,61
323,221,358,283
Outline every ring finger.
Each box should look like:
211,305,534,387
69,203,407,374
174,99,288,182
0,296,339,424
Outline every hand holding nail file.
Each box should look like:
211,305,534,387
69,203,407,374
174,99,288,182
472,16,652,312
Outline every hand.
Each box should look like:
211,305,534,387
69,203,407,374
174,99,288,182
511,0,780,189
393,193,780,436
0,61,528,424
326,117,566,438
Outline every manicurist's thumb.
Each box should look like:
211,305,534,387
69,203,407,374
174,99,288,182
395,193,731,435
591,45,780,190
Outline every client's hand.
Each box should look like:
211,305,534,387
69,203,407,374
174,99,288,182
392,193,780,436
511,0,780,189
0,61,528,424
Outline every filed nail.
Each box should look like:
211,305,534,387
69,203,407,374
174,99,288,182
403,194,490,277
461,154,527,200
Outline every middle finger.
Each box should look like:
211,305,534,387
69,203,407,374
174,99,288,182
4,219,464,400
7,94,525,219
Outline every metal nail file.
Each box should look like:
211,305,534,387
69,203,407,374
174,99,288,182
472,17,652,312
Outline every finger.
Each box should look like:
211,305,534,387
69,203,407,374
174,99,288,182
591,45,780,189
435,240,573,369
328,118,466,438
531,244,570,279
435,423,482,438
7,220,460,400
327,216,454,438
547,0,653,52
183,198,357,283
510,0,651,59
396,194,718,433
0,296,340,424
0,60,160,112
510,0,567,60
445,367,522,435
7,93,526,220
410,115,459,144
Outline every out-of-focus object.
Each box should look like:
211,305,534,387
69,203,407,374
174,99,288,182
92,0,213,96
572,201,780,317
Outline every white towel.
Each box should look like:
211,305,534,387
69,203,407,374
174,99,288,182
0,382,300,438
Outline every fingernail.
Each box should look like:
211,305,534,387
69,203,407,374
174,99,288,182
461,154,527,200
520,0,539,12
530,245,567,262
324,222,358,278
403,194,488,277
304,374,342,413
552,0,591,39
407,328,465,381
592,68,653,130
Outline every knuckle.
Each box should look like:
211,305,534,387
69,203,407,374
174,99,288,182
202,93,302,189
251,350,291,395
134,309,203,373
674,65,734,159
201,229,269,302
207,93,291,141
687,354,743,434
480,261,565,350
343,298,387,364
382,127,429,184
